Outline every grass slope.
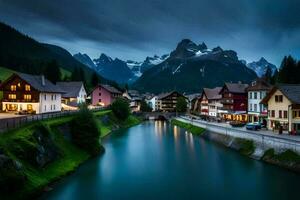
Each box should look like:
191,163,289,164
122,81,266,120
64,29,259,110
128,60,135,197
171,119,205,135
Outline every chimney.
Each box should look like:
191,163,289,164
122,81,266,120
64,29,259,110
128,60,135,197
41,75,45,86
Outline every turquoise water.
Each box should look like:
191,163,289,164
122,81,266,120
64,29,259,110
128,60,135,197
43,121,299,200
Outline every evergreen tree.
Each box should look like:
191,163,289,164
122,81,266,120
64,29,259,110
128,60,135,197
278,55,297,84
44,60,61,83
91,72,100,86
71,68,81,81
176,97,187,113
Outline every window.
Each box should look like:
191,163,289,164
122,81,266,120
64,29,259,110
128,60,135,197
279,110,282,118
99,99,101,102
249,104,252,111
284,111,288,119
44,94,47,100
25,84,31,91
24,94,31,100
44,105,46,111
275,95,283,102
8,94,16,99
254,92,257,99
51,95,54,100
53,105,56,110
51,105,53,110
55,95,57,100
249,92,252,99
271,110,275,117
254,104,257,112
99,93,101,96
10,85,16,91
27,104,33,111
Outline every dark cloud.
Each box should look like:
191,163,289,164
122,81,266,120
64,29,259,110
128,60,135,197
0,0,299,64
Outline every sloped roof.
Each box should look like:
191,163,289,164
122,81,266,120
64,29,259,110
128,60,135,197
101,84,122,94
203,87,222,100
186,93,201,101
246,78,272,91
223,82,248,94
262,84,300,105
57,82,84,98
0,72,65,93
157,91,185,100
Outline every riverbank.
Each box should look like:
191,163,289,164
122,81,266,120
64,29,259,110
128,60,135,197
0,110,141,200
172,118,300,173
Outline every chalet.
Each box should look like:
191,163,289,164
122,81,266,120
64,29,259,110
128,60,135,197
261,85,300,134
200,87,223,118
123,90,143,112
156,91,186,112
91,84,122,106
219,82,248,122
146,95,157,111
0,73,64,114
246,78,272,125
56,82,87,107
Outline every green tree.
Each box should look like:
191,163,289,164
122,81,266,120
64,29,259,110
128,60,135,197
140,100,152,112
111,98,130,120
70,104,102,156
44,60,61,83
278,55,298,83
91,72,100,87
176,97,187,113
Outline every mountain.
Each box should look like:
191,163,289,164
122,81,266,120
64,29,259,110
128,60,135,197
73,53,97,69
246,57,277,77
93,53,134,83
133,39,257,93
0,22,109,89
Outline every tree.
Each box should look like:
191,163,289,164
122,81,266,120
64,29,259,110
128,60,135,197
176,97,187,113
91,72,100,87
140,100,152,112
44,60,61,83
278,55,298,84
70,104,102,156
111,98,130,120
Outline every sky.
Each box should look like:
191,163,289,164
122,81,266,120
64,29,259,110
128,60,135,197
0,0,299,65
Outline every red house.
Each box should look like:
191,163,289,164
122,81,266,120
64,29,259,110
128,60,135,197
91,84,122,106
219,82,248,122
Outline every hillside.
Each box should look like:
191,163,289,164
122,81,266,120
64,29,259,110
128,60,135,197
0,22,110,90
133,39,257,93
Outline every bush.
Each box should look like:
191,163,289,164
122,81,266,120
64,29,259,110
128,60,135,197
236,138,255,155
111,98,130,120
71,104,102,156
176,97,187,113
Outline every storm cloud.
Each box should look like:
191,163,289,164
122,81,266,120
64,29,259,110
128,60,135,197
0,0,299,65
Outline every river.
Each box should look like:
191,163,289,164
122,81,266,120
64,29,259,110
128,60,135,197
43,121,299,200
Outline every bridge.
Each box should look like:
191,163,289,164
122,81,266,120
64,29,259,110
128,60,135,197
140,112,177,121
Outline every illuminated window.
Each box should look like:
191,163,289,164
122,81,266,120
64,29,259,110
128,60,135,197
27,104,33,111
8,94,16,99
10,85,16,91
17,82,21,87
24,94,31,100
25,84,31,91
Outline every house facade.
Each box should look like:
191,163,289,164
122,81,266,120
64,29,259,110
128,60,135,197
261,85,300,133
219,82,248,122
91,84,122,106
123,90,143,112
157,91,186,112
246,79,272,125
0,73,64,114
57,82,87,107
146,96,157,111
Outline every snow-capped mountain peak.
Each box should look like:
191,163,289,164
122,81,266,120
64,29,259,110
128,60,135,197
246,57,277,77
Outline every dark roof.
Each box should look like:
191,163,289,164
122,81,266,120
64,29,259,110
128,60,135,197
261,84,300,105
222,82,248,94
101,84,122,94
246,78,272,91
203,87,222,100
0,72,65,93
56,82,84,98
157,91,185,100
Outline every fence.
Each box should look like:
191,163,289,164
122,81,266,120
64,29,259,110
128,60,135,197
177,116,300,154
0,107,105,133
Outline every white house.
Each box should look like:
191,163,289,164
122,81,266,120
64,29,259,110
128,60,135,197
57,82,87,107
0,73,65,114
146,96,157,111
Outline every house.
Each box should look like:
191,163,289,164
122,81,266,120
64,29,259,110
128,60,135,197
91,84,122,106
200,87,223,118
186,93,201,111
156,91,186,112
146,95,157,111
0,73,64,114
261,85,300,134
56,82,87,107
219,82,248,122
246,78,272,125
123,90,143,112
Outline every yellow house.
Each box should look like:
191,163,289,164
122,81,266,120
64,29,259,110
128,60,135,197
261,85,300,134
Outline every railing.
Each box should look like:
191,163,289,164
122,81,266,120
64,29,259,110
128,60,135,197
177,116,300,154
0,107,105,133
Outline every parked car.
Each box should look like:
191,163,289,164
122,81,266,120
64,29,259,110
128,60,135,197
246,122,261,131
